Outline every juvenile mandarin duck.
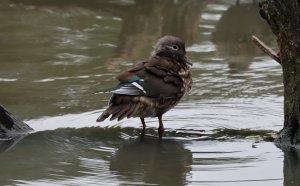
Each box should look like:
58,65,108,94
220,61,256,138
96,35,192,139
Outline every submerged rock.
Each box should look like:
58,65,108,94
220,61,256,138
0,105,33,139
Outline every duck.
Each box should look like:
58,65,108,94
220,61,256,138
96,35,192,139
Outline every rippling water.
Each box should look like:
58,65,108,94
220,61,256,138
0,0,297,185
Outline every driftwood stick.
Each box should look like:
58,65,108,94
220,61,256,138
251,35,281,64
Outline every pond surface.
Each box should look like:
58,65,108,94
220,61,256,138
0,0,298,185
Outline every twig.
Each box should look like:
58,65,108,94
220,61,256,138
251,35,281,64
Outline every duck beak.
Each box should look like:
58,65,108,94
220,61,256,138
184,56,193,66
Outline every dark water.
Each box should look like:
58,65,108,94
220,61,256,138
0,0,298,185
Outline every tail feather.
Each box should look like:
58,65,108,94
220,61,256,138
116,104,132,121
127,102,141,118
96,105,120,122
125,103,137,118
110,104,129,121
96,102,142,122
118,110,129,121
96,110,110,122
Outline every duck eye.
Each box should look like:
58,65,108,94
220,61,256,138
172,45,179,50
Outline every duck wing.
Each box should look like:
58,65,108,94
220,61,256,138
115,57,183,98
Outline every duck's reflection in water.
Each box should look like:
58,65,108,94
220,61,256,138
110,138,192,186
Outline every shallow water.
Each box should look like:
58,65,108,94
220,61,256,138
0,0,298,185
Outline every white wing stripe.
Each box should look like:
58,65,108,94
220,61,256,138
132,82,146,93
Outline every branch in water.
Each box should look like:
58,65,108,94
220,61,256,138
251,35,280,64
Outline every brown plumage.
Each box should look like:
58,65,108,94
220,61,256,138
96,35,192,139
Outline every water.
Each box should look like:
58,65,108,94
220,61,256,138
0,0,297,185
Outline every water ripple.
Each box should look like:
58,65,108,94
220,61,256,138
0,78,18,82
51,53,92,65
187,42,216,53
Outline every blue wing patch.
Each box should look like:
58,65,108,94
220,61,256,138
95,76,146,96
121,76,142,84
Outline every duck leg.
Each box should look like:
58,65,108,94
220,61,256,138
140,117,146,138
158,114,164,139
